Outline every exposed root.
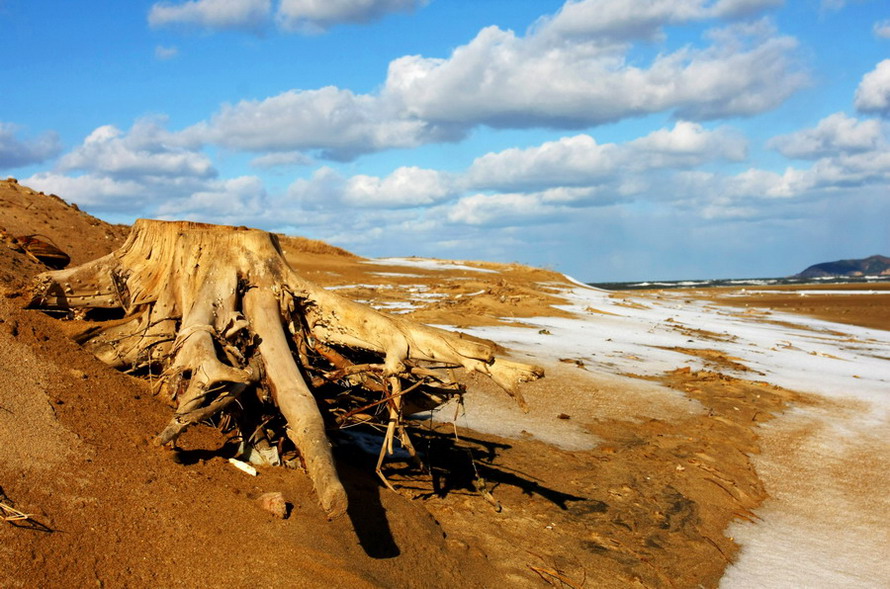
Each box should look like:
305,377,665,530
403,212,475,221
29,219,543,518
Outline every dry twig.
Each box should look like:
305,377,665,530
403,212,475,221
1,501,31,522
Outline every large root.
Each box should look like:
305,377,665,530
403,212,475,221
29,219,543,518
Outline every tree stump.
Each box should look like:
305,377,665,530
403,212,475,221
29,219,543,518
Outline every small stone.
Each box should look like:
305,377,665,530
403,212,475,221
258,491,289,519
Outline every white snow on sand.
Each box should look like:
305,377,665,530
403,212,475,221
364,257,498,273
428,278,890,588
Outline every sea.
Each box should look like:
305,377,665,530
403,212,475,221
589,275,890,290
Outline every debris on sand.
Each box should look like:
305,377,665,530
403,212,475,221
257,492,289,519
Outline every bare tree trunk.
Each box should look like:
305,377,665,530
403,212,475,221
30,220,543,518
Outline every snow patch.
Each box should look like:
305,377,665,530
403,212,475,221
365,257,498,273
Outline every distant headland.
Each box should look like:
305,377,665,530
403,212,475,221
795,255,890,278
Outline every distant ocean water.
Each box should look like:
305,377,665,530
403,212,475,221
589,275,890,290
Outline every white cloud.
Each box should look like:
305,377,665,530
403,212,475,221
0,123,61,169
20,119,227,216
807,148,890,187
383,19,806,129
59,119,215,180
284,166,346,208
466,122,747,191
179,6,804,161
148,0,425,33
155,176,267,221
769,112,884,159
281,165,452,209
21,172,147,209
343,166,453,207
536,0,783,43
24,163,269,222
446,192,564,227
276,0,426,33
670,117,890,221
184,86,456,160
855,59,890,116
725,167,808,198
148,0,272,32
250,151,314,169
875,20,890,39
465,135,618,191
628,121,748,164
154,45,179,60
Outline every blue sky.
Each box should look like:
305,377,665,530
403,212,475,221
2,0,889,281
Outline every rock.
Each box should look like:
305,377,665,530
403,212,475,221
257,492,288,519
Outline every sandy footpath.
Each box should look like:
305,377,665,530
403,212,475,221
2,179,889,588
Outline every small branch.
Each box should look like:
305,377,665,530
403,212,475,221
337,379,425,425
1,501,31,522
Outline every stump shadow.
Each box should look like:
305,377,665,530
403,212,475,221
403,425,588,510
331,422,586,560
333,456,401,559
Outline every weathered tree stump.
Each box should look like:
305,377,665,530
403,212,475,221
29,220,543,518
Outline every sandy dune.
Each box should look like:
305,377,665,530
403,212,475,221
2,178,888,588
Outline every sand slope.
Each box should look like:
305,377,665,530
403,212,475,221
2,179,889,588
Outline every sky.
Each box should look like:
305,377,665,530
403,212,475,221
1,0,889,282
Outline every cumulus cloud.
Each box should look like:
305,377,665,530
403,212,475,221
59,118,215,180
281,165,453,209
276,0,426,33
536,0,783,43
250,151,315,169
383,18,806,129
183,87,458,160
855,60,890,116
769,112,884,159
466,122,746,191
22,172,148,210
23,171,271,224
148,0,272,32
447,192,564,227
465,135,619,192
0,123,62,170
148,0,426,33
284,166,346,208
628,121,748,164
20,118,226,215
155,176,268,221
343,166,453,207
671,115,890,221
181,5,804,160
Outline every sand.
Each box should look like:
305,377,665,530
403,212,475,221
1,178,888,588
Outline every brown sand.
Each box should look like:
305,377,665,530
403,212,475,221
0,178,884,588
701,283,890,332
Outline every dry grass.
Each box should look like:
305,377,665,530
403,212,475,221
1,501,31,522
277,234,358,258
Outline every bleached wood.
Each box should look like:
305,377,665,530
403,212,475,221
30,219,543,517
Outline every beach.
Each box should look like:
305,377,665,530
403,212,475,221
2,180,889,588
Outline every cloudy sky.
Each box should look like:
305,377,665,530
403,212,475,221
2,0,889,281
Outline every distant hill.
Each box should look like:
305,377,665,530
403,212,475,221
795,255,890,278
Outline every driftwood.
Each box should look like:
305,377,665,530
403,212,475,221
29,219,543,518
